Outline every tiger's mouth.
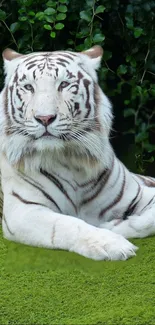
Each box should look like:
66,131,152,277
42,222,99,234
36,130,59,139
42,131,53,137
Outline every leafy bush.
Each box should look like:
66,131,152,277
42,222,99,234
0,0,155,173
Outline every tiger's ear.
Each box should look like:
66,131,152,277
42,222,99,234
2,49,23,84
2,48,23,61
82,46,103,70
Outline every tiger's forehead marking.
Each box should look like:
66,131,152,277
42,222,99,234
22,51,78,68
16,51,80,80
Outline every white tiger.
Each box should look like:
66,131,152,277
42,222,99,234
0,46,155,261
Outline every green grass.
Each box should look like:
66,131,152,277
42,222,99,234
1,226,155,325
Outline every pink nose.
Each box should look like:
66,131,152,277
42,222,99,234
35,114,57,126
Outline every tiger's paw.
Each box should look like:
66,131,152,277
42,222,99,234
73,227,138,261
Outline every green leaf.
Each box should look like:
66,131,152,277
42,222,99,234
102,67,108,74
123,129,135,135
95,5,105,14
136,131,149,143
45,15,54,23
150,84,155,90
67,39,74,45
124,100,130,105
145,156,154,162
93,33,105,43
0,9,6,20
86,0,94,6
19,16,28,22
143,144,155,153
35,12,45,20
50,31,56,38
103,50,112,60
126,55,137,67
117,64,127,74
10,22,20,33
136,85,142,94
44,8,56,15
57,5,67,13
76,28,90,39
150,89,155,96
134,27,143,38
84,37,93,48
18,8,26,14
59,0,67,2
54,23,64,30
44,24,52,30
131,57,137,67
126,4,133,13
126,55,131,63
75,44,85,51
56,13,66,20
29,19,34,24
143,3,151,11
28,11,35,16
124,108,135,118
80,10,91,22
46,0,57,7
125,16,134,29
150,85,155,96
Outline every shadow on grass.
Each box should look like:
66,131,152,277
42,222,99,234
2,227,154,273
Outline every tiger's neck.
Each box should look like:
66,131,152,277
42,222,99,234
15,139,114,182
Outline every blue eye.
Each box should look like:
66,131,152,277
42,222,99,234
24,84,34,92
59,81,70,89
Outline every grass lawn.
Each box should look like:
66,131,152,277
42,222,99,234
1,226,155,325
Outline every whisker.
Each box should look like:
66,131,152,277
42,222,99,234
68,130,104,158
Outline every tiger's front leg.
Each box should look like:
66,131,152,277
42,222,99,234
101,207,155,239
2,190,137,261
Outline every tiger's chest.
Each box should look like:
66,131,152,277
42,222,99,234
27,165,109,226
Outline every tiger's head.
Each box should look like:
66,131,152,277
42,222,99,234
0,46,113,169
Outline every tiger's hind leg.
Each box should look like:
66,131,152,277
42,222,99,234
101,207,155,239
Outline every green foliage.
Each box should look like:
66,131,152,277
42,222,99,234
0,0,155,173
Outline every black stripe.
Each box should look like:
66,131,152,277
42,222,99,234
27,64,36,70
20,174,61,213
59,54,74,61
24,56,46,65
53,52,77,59
56,58,69,64
3,214,14,236
99,164,126,219
9,85,22,124
12,191,47,207
83,79,91,118
76,177,96,188
40,169,77,212
68,84,78,94
80,170,110,206
3,87,12,134
66,69,76,78
122,182,141,220
19,73,26,82
81,159,114,206
52,172,77,191
33,70,36,79
56,62,66,67
139,195,155,214
16,88,22,102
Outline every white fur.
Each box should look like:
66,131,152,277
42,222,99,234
0,48,154,261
